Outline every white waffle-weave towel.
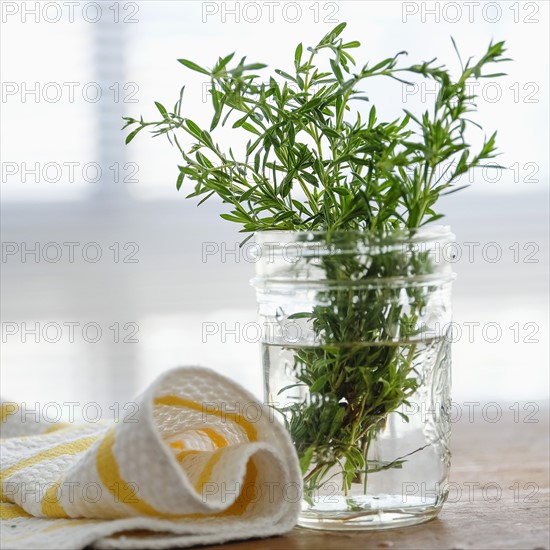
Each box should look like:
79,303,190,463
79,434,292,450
0,367,302,549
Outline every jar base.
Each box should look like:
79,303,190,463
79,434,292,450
298,496,442,531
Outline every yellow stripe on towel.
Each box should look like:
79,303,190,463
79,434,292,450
191,457,259,517
96,429,165,517
176,449,201,462
196,428,228,448
1,403,19,423
221,458,258,517
154,396,258,442
96,429,255,518
0,502,32,520
194,449,223,493
0,436,98,502
41,479,69,518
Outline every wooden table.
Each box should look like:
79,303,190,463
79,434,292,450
201,408,550,550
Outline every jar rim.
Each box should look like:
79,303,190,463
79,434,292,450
253,224,454,245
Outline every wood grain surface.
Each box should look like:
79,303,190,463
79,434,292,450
198,408,550,550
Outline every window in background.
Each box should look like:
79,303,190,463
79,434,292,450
2,16,97,201
1,1,548,411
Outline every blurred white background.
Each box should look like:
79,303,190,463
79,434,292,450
1,1,548,416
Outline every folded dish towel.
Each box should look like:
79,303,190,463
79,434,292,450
0,367,302,550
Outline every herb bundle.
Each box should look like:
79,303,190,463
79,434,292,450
124,24,507,498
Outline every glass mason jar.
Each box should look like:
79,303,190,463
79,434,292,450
250,226,455,530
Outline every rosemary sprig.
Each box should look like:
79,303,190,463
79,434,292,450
124,24,508,497
123,23,507,234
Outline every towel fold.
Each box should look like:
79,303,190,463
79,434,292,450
0,367,301,549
